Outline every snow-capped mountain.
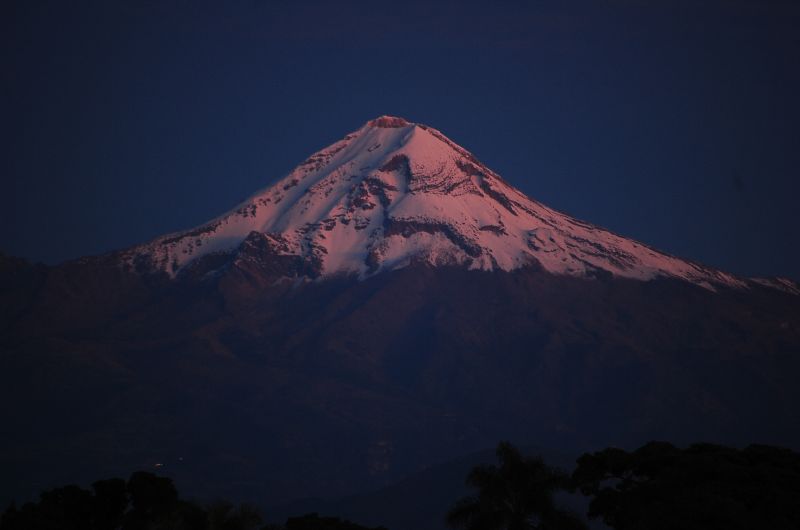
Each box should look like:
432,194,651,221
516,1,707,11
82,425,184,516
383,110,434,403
3,117,800,511
122,116,758,290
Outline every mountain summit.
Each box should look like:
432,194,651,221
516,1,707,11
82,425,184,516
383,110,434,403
123,116,758,290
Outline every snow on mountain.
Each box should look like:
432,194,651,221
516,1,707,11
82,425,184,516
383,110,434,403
120,115,751,290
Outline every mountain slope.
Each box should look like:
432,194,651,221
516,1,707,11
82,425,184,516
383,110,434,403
121,116,759,291
1,117,799,512
2,259,799,509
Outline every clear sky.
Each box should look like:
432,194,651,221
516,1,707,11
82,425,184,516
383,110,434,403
2,0,798,279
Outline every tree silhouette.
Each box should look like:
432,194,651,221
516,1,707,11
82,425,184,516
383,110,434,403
0,485,97,530
123,471,181,530
0,471,397,530
446,442,587,530
571,441,800,530
91,478,128,530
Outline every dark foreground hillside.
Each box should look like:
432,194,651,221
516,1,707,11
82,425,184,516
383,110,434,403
1,254,800,507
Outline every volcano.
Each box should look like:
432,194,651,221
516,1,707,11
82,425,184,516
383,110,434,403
121,115,787,292
1,116,799,517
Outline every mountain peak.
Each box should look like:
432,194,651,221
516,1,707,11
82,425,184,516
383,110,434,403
367,115,413,128
121,117,751,290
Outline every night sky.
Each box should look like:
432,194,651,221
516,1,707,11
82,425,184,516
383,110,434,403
2,0,799,279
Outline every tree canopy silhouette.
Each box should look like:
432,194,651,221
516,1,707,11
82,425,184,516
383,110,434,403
0,472,259,530
446,442,587,530
0,472,385,530
571,441,800,530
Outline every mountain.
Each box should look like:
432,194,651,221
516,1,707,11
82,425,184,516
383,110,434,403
1,117,799,521
120,115,786,291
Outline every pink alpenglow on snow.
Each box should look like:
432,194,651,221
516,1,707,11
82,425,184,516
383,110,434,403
120,116,789,292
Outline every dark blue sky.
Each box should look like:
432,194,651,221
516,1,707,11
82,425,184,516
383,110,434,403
2,0,799,279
